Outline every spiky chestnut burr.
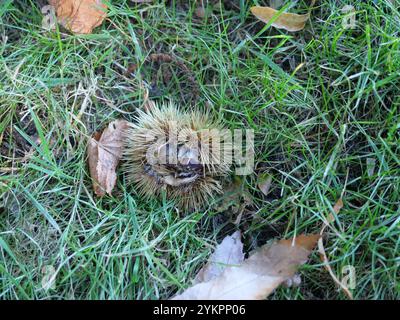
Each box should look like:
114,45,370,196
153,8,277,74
122,103,232,210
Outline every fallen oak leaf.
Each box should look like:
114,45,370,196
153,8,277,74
48,0,107,34
250,0,316,32
87,120,129,197
172,233,319,300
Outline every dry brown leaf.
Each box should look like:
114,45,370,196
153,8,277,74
48,0,107,34
250,0,316,32
194,231,244,284
318,197,353,299
172,234,319,300
87,120,129,197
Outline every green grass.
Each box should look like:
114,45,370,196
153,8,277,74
0,0,399,300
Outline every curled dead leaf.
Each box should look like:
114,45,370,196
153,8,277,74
87,120,130,197
48,0,107,34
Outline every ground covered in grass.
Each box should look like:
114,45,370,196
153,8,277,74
0,0,399,300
